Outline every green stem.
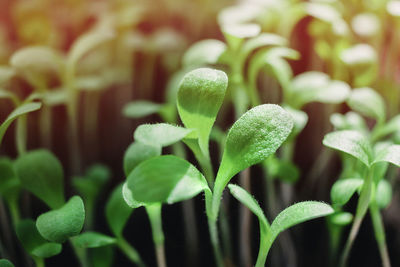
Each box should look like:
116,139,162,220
145,204,166,267
39,104,52,149
69,240,89,267
116,237,146,267
208,218,224,267
33,257,44,267
339,169,373,267
16,115,27,156
239,168,252,267
370,200,391,267
255,224,271,267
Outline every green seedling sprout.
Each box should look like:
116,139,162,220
228,184,334,267
0,259,14,267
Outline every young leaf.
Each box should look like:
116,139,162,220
36,196,85,243
73,164,110,203
330,112,368,132
347,88,385,122
15,149,65,209
371,114,400,141
90,246,114,267
0,259,14,267
372,145,400,167
182,40,227,67
269,201,334,241
0,102,42,146
16,219,62,258
0,158,20,202
123,142,161,176
329,212,353,226
340,44,377,65
265,156,300,184
323,130,372,167
330,178,364,206
134,123,193,147
71,232,116,248
241,33,287,62
126,155,209,205
122,182,144,209
177,68,228,155
0,66,15,85
284,106,308,139
122,101,163,119
376,180,392,209
105,183,133,237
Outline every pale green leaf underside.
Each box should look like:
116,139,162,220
0,102,42,146
127,155,208,205
31,243,62,258
182,39,227,67
323,130,372,167
15,149,65,209
122,101,163,119
122,182,144,208
134,123,192,147
347,87,385,122
36,196,85,243
177,68,228,155
270,201,334,240
373,145,400,168
71,232,116,248
376,180,392,209
330,112,367,132
331,178,364,206
123,142,161,176
329,212,353,226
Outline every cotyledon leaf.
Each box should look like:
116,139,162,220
122,101,163,119
372,145,400,168
71,232,116,248
323,130,372,167
134,123,193,147
330,178,364,206
347,87,385,123
36,196,85,243
182,39,227,68
123,142,161,177
177,68,228,156
376,180,392,209
126,155,209,205
0,102,42,146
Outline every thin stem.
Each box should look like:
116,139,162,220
116,237,146,267
255,224,271,267
39,104,52,149
146,204,166,267
208,218,224,267
239,168,252,267
33,257,44,267
370,201,391,267
69,240,89,267
16,115,27,156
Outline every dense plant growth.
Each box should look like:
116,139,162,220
0,0,400,267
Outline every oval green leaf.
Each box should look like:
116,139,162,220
330,178,364,206
123,142,161,176
122,101,163,119
347,87,385,122
376,180,392,209
373,145,400,168
71,232,116,248
106,183,133,237
182,39,226,68
134,123,192,147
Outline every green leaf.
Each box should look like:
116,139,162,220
329,212,353,226
105,183,133,237
0,259,14,267
134,123,192,147
330,178,364,206
73,164,110,202
373,145,400,167
123,142,161,177
216,104,293,189
15,149,65,209
36,196,85,243
323,130,372,167
71,232,116,248
376,180,392,209
340,44,377,65
16,219,62,258
270,201,334,241
347,87,385,122
122,182,144,208
330,112,368,132
90,246,114,267
241,33,287,62
265,156,300,184
126,155,209,205
284,106,308,139
177,68,228,155
228,184,269,229
371,114,400,141
0,102,42,146
122,101,163,119
182,40,226,67
0,158,20,202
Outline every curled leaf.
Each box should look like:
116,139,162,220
331,178,364,206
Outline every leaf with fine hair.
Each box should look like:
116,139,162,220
71,232,116,248
15,149,65,209
36,196,85,243
106,183,133,237
270,201,334,241
323,130,372,167
122,101,163,119
0,102,41,146
177,68,228,155
134,123,193,147
330,178,364,206
329,212,353,226
347,87,385,123
373,144,400,168
123,142,161,177
182,39,227,68
16,219,62,258
126,155,209,205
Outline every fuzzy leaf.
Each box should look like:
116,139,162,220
106,184,133,237
71,232,116,248
331,178,364,206
123,142,161,176
285,106,308,139
122,101,163,119
36,196,85,243
330,112,367,132
270,201,334,240
134,123,192,147
373,145,400,167
329,212,353,226
15,149,65,209
182,40,226,67
177,68,228,155
0,102,41,146
215,104,293,191
347,88,385,122
372,115,400,140
376,180,392,209
323,130,372,167
126,155,208,205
